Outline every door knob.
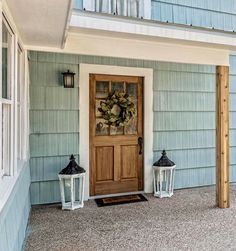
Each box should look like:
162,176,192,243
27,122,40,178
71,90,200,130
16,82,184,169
138,137,143,155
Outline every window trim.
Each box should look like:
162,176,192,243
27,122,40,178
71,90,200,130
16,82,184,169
0,13,28,179
0,2,29,214
0,15,15,178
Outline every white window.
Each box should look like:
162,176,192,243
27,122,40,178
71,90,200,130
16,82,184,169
0,17,14,177
0,10,29,211
0,13,27,181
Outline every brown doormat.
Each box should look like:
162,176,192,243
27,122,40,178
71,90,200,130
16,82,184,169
95,194,148,207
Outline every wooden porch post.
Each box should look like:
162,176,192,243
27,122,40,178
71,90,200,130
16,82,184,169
216,66,230,208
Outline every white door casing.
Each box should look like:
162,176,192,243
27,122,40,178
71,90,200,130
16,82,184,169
79,64,153,200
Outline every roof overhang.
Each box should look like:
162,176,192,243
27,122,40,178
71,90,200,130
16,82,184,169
62,30,229,66
70,10,236,51
6,0,73,48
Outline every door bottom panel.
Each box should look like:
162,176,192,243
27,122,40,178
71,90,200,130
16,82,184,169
94,180,139,195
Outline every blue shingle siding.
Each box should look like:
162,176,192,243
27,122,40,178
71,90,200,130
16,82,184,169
152,0,236,32
0,164,31,251
29,51,223,204
74,0,236,32
74,0,83,9
153,66,216,189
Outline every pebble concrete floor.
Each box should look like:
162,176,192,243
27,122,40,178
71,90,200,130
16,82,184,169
24,186,236,251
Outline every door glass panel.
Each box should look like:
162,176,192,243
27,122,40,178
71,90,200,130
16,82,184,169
124,83,138,135
95,81,109,136
96,99,104,117
110,125,124,135
127,83,137,96
95,118,109,136
96,81,109,98
95,80,139,136
111,82,124,92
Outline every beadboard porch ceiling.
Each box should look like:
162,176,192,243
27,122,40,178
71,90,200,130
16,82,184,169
6,0,72,48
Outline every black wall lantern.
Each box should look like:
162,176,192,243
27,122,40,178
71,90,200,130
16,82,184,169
62,70,75,88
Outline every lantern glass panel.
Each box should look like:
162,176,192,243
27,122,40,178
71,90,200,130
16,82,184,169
62,178,81,202
65,75,73,88
74,178,82,201
67,76,71,87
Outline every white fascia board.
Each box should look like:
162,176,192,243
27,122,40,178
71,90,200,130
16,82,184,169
61,0,73,49
63,32,229,66
28,31,230,66
70,10,236,50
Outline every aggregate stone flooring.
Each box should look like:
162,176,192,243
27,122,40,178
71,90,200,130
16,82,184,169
24,186,236,251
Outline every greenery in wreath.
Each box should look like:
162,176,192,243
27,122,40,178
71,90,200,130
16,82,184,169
98,91,136,127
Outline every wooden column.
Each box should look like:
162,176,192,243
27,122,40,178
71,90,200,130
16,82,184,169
216,66,230,208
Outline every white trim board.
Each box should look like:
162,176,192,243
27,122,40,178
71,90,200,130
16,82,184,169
79,64,153,200
70,10,236,50
64,32,229,66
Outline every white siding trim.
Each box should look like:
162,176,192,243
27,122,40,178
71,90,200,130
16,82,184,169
27,31,229,66
70,10,236,51
65,32,229,66
79,64,153,200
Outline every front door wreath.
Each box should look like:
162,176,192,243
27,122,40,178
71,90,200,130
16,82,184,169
98,91,136,127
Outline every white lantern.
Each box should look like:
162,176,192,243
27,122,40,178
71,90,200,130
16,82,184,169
153,150,176,198
58,155,86,210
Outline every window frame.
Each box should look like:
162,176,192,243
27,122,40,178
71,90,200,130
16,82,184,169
0,13,27,179
0,3,30,214
0,16,15,178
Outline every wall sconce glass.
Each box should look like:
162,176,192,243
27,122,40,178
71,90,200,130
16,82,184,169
62,70,75,88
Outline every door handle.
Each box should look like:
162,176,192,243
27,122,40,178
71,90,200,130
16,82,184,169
138,137,143,155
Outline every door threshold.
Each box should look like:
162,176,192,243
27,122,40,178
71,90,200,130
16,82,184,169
89,191,145,200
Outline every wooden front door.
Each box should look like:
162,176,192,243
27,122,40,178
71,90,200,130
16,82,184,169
89,74,143,196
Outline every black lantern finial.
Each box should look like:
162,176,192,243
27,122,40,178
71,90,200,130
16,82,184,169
59,154,85,175
62,70,75,88
70,154,75,160
153,150,175,167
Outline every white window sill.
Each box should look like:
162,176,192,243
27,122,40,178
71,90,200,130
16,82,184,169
0,162,26,213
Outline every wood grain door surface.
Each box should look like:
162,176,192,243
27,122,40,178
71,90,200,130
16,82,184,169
89,74,143,196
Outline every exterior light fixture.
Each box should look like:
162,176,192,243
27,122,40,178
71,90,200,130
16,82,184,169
58,155,86,210
153,150,176,198
62,70,75,88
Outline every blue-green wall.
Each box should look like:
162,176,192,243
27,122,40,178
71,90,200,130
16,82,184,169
29,51,228,205
151,0,236,32
153,64,216,188
0,164,31,251
29,52,80,205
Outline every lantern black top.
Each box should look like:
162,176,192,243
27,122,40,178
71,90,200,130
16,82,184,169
59,155,86,175
153,150,175,167
62,70,75,77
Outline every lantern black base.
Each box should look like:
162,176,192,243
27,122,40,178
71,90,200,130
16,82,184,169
95,194,148,207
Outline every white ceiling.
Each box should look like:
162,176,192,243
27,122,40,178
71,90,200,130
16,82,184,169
6,0,72,48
